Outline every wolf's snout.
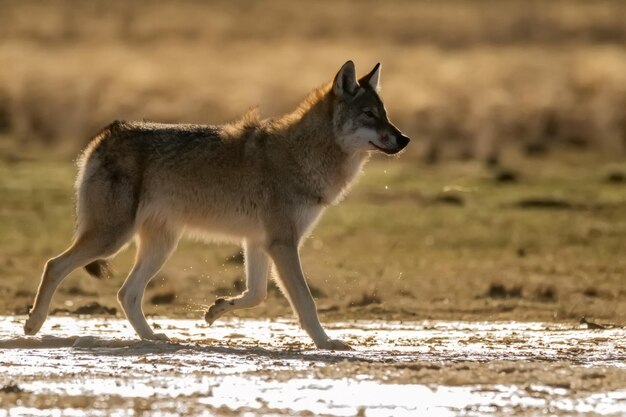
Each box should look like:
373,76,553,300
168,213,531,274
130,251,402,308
397,134,410,150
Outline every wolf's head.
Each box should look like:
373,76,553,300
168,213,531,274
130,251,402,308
331,61,410,155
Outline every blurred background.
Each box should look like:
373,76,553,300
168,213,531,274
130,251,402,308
1,0,625,324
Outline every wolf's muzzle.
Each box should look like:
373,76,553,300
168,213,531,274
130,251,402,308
397,134,410,150
388,133,410,154
369,133,411,155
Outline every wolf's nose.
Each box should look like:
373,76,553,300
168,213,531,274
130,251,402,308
397,134,410,149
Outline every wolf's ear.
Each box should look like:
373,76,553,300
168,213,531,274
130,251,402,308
358,63,381,92
333,61,358,97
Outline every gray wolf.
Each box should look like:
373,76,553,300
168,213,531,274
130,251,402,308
24,61,410,350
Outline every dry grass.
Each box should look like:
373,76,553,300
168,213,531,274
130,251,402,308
0,0,625,161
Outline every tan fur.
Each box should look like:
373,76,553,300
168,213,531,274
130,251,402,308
25,61,409,350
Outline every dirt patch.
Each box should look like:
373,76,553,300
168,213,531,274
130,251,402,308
494,169,519,183
432,192,465,206
605,171,626,184
484,283,522,299
13,304,32,315
61,286,96,296
149,291,176,305
534,285,557,302
71,302,117,315
512,198,579,210
349,291,382,307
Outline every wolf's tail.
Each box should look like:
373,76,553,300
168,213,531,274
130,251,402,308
84,260,113,279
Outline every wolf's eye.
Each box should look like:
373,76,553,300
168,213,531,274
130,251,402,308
363,110,376,119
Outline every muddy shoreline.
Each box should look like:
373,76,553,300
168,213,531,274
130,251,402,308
1,316,624,416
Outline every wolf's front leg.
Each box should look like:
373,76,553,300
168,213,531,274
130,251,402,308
205,241,270,325
268,242,351,351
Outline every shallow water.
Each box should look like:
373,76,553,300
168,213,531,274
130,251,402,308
0,316,625,416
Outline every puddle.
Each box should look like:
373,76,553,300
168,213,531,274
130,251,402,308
0,317,625,416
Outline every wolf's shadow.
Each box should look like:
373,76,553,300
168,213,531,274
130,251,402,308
0,335,369,364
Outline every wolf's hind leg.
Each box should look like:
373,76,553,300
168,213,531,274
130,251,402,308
25,229,132,335
205,241,270,325
117,223,179,341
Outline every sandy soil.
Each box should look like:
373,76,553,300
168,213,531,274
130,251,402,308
1,316,624,416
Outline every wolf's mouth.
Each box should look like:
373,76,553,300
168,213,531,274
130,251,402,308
369,141,398,155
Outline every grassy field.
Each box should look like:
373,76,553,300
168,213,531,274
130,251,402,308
2,151,625,324
0,0,625,326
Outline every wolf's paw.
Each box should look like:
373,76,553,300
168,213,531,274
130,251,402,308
23,314,43,336
143,332,170,342
204,298,230,325
316,339,352,351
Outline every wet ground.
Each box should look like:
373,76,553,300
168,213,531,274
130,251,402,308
0,316,625,416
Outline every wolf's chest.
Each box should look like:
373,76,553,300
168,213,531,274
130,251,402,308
293,203,326,238
319,152,367,205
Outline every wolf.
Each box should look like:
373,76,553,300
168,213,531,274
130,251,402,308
24,61,410,350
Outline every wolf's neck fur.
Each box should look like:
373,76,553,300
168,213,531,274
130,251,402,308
271,85,369,205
